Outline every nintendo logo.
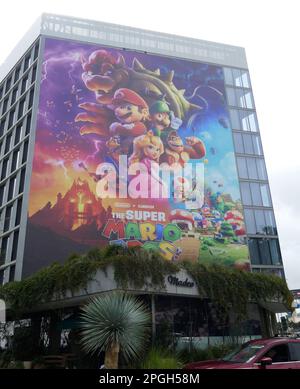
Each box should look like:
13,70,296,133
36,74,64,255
0,299,6,324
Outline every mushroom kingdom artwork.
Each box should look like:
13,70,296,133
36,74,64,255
22,38,250,276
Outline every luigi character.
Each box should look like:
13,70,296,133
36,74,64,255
149,100,182,141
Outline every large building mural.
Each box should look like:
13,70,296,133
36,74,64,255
22,37,250,276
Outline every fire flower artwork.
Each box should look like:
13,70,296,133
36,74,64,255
22,38,249,276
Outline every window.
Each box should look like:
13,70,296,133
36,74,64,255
240,111,258,132
8,109,15,129
229,109,240,130
22,141,28,163
11,230,19,261
1,158,8,180
14,123,23,145
250,183,262,206
5,76,12,94
7,176,16,201
11,88,18,104
223,68,250,88
244,208,277,236
14,65,21,83
260,184,271,207
252,135,262,155
15,198,22,226
254,210,266,234
34,43,39,60
21,76,28,95
4,205,12,232
244,209,256,234
18,168,26,194
226,88,254,109
223,67,233,85
269,239,282,265
243,134,254,154
263,344,289,363
9,265,15,282
240,182,252,205
248,238,260,265
0,270,4,285
31,66,37,83
233,132,244,153
226,87,237,106
232,69,250,88
237,157,248,179
24,55,31,71
257,239,272,265
0,86,3,100
256,159,267,180
4,133,12,154
289,343,300,361
18,98,25,119
2,97,8,114
264,210,277,235
28,88,34,109
0,184,5,206
0,118,6,136
0,236,9,264
246,158,258,179
11,149,20,172
25,113,31,135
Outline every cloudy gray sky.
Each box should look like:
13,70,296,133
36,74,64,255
1,0,299,288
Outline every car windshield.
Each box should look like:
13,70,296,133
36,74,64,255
222,343,266,363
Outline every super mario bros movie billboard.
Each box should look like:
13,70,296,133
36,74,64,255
22,37,249,276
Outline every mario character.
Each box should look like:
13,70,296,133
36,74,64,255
160,130,206,168
109,88,149,154
149,100,182,140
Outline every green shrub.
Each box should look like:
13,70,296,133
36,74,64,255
140,347,183,369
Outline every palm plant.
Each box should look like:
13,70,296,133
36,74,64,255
80,291,151,368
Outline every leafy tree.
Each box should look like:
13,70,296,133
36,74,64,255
80,292,151,368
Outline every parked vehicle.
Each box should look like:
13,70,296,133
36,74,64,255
185,338,300,369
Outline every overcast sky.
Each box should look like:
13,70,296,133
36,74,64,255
1,0,299,289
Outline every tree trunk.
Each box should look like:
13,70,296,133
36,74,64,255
104,342,120,369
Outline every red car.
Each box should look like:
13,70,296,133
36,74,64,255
185,338,300,369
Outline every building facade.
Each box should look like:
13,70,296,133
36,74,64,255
0,14,284,285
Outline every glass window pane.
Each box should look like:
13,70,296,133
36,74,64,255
240,182,252,205
246,158,258,179
233,69,243,87
252,135,262,155
223,68,233,85
235,89,247,108
233,132,244,153
226,87,237,106
243,134,254,154
241,70,250,88
269,239,282,265
229,109,240,130
250,183,262,206
237,157,248,178
248,112,258,132
244,209,256,234
240,110,249,131
260,184,271,207
256,159,267,180
254,210,266,234
258,239,271,265
248,238,260,264
264,210,277,235
244,91,254,109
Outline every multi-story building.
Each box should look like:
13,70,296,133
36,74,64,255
0,13,284,285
